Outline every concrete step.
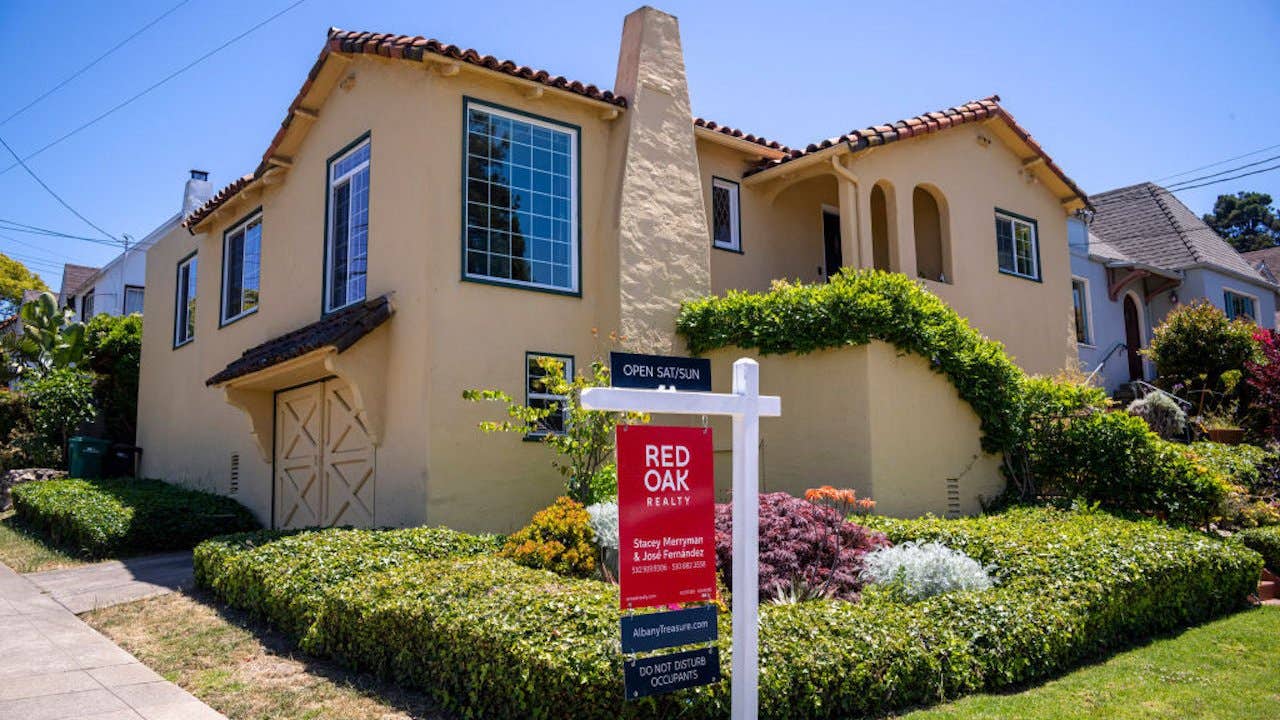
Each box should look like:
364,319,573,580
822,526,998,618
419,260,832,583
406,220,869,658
1258,580,1278,602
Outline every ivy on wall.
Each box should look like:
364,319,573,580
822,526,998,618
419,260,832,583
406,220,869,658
676,269,1027,453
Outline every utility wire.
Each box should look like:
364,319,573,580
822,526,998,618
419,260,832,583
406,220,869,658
1154,141,1280,182
1167,163,1280,192
0,134,118,241
1,0,192,127
0,0,310,177
0,232,76,263
1165,153,1280,190
0,218,129,247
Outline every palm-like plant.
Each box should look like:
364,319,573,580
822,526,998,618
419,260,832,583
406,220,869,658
2,292,85,380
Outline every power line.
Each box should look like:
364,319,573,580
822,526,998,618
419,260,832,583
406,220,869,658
1167,163,1280,192
0,218,126,247
0,0,310,177
1165,153,1280,190
0,134,118,241
0,232,75,263
1154,141,1280,182
1,0,192,127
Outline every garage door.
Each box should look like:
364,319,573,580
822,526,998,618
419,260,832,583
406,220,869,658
273,378,375,529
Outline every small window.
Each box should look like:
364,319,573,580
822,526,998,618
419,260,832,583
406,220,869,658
526,352,574,436
711,177,741,252
221,211,262,324
995,211,1039,280
326,137,370,313
464,101,579,293
81,290,95,319
1072,277,1092,345
1224,290,1257,321
174,254,197,346
124,286,145,315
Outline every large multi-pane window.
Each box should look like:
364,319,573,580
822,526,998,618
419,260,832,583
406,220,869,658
124,286,145,315
464,101,578,293
81,290,95,319
326,137,370,313
221,211,262,324
1224,289,1257,321
174,254,197,347
526,352,574,436
1071,277,1092,345
711,177,741,252
995,210,1039,280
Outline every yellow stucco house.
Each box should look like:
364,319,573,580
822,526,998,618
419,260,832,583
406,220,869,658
137,7,1089,533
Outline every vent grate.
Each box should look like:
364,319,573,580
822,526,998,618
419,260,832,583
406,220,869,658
945,477,961,519
229,453,240,494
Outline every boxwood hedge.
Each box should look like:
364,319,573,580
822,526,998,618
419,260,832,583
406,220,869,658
1236,526,1280,572
194,508,1260,719
12,477,258,557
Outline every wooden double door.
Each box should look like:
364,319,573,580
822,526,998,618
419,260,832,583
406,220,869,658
273,379,376,529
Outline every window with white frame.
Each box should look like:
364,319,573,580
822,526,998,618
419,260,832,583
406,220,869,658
81,290,95,319
221,211,262,324
174,254,197,346
124,285,145,315
526,352,574,436
711,177,741,252
326,137,370,313
464,101,578,293
1224,289,1257,321
995,210,1039,280
1071,277,1092,345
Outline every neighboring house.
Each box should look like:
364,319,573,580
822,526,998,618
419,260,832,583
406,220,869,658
137,8,1089,533
1069,182,1279,393
1243,245,1280,326
60,171,213,321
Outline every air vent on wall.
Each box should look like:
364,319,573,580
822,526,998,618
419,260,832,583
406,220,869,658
945,477,961,519
229,453,240,494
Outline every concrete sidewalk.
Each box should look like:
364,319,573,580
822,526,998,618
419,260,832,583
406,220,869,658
0,562,225,720
26,552,194,614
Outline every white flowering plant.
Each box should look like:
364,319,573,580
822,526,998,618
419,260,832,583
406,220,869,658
861,541,994,602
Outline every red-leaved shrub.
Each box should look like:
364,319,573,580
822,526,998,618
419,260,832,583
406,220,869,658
1247,328,1280,440
714,491,890,601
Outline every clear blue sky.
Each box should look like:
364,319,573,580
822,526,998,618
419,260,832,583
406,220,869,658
2,0,1277,290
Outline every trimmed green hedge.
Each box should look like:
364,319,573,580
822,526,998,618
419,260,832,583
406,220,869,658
676,270,1026,453
12,477,258,557
195,508,1259,719
1236,526,1280,572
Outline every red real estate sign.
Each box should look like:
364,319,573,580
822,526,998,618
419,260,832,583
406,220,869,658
616,425,717,610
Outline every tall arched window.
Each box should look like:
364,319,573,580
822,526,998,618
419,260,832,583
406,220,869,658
912,185,950,282
870,182,894,272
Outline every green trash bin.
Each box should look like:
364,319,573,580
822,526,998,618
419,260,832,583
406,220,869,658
67,437,111,479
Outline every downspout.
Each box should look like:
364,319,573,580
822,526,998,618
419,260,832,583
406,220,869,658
830,151,862,269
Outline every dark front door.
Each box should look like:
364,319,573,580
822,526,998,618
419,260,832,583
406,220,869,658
1123,295,1143,381
822,210,842,280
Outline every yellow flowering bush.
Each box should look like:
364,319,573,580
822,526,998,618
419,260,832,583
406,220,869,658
499,496,597,577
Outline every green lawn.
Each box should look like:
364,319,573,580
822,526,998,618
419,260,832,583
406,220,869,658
896,606,1280,720
0,509,87,572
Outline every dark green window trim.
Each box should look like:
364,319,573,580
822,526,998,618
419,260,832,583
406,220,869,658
323,131,372,317
460,97,583,298
710,175,743,254
173,249,198,350
219,205,263,329
994,207,1042,283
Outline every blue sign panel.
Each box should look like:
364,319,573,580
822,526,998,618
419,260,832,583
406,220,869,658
610,351,712,392
621,606,718,654
624,646,721,700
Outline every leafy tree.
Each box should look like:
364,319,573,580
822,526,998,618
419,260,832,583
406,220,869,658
0,252,49,317
25,367,97,467
84,314,142,443
2,291,85,380
1144,300,1260,412
1202,191,1280,253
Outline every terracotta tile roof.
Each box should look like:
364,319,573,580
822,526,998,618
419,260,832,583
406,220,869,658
184,27,626,232
206,295,393,386
693,118,790,152
743,95,1088,205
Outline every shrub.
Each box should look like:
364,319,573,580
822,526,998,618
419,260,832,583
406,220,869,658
1246,327,1280,439
1236,526,1280,572
677,270,1027,454
1127,390,1187,439
24,367,96,466
197,507,1259,720
0,388,36,470
861,541,993,601
585,500,618,551
83,314,142,443
1189,441,1275,491
714,491,889,602
12,477,258,557
1145,300,1260,410
194,526,498,639
499,496,597,578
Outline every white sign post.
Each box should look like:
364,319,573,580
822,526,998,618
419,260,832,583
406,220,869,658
581,357,780,720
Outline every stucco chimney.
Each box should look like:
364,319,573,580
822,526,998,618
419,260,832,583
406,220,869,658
183,169,213,217
611,7,711,353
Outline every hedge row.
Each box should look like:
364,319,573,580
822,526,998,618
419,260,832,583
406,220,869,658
194,508,1260,719
12,477,258,557
1236,526,1280,572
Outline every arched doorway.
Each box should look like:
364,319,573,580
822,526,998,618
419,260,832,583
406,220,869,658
1123,294,1144,381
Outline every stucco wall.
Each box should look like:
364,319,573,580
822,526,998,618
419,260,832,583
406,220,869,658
1182,268,1277,330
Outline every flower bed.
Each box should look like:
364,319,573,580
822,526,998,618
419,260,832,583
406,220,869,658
193,507,1260,720
12,477,258,557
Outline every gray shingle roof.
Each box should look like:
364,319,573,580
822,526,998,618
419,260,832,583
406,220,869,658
1089,182,1273,286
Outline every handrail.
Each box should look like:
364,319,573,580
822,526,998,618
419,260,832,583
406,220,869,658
1085,341,1128,385
1129,379,1194,410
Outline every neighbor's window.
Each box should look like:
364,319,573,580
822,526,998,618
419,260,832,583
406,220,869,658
221,211,262,324
1224,290,1256,321
326,137,370,313
995,210,1039,280
124,285,145,315
1072,277,1092,345
464,101,578,293
711,177,741,252
81,289,95,319
526,352,574,436
175,254,197,346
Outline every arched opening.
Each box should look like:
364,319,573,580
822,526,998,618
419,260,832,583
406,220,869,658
912,185,951,282
1123,292,1145,381
870,182,894,272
